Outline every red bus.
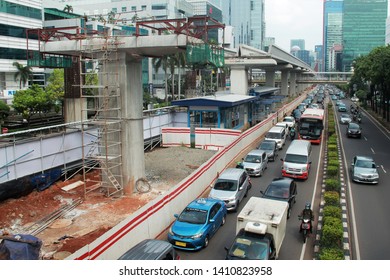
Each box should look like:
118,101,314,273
298,108,325,144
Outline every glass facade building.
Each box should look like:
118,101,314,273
323,0,343,72
0,0,43,101
342,0,387,71
221,0,265,50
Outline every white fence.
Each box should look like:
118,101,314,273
67,93,307,260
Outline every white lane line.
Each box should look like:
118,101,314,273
381,165,387,173
371,147,375,154
337,110,361,260
364,136,368,141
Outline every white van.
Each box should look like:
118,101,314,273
281,140,312,180
265,126,286,150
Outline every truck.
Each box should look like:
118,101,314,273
225,197,288,260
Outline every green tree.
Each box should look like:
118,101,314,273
351,46,390,120
12,84,53,126
12,62,32,89
0,100,10,133
152,56,169,103
46,69,65,113
63,5,73,14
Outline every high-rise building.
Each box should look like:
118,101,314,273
314,45,324,72
186,0,223,43
290,39,305,52
342,0,387,71
323,0,343,72
221,0,265,50
0,0,43,103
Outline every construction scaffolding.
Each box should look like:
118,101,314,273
78,30,124,198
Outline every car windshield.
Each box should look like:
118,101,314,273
265,184,290,199
214,180,238,191
259,142,274,150
266,132,280,139
244,154,262,163
349,123,359,129
341,114,350,118
284,154,307,164
178,208,207,224
228,237,269,260
355,159,376,169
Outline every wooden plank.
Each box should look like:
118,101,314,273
61,180,84,192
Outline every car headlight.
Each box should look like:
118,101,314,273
191,233,203,239
168,227,174,235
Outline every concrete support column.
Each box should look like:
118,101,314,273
289,72,297,97
119,53,145,194
230,65,248,95
265,70,276,87
64,98,87,123
280,70,289,96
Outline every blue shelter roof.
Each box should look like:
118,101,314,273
171,94,257,108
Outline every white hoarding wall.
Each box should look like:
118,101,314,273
0,130,97,183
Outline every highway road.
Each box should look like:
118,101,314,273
178,129,325,260
335,100,390,260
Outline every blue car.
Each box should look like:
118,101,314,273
168,198,227,250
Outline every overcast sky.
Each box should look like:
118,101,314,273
265,0,324,52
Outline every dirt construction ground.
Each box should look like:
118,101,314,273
0,146,216,259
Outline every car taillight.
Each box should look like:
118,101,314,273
175,254,181,260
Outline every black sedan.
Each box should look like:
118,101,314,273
346,122,362,138
260,178,297,218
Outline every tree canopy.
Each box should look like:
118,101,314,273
12,62,32,89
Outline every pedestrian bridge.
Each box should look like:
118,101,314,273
298,72,353,84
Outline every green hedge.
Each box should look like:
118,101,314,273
323,205,342,220
319,247,345,260
321,217,343,248
327,143,338,152
327,165,338,177
324,191,340,206
325,178,340,192
327,151,338,159
328,159,339,167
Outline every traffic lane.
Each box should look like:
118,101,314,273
338,107,390,259
181,136,322,260
277,138,323,260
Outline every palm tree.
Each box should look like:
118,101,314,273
12,62,32,89
63,5,73,14
152,56,169,103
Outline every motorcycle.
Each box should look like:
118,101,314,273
299,215,311,243
357,115,362,123
289,128,296,140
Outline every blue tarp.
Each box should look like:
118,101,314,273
1,234,42,260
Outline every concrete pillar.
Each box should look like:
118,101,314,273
280,70,289,96
118,52,145,194
289,72,297,97
230,65,248,95
64,98,87,123
265,70,275,87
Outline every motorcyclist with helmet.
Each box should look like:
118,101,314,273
300,202,314,233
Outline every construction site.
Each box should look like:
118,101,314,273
0,15,225,259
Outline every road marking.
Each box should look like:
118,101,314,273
381,165,387,173
337,110,361,260
364,136,368,141
370,148,375,154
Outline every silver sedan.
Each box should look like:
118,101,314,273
340,113,352,124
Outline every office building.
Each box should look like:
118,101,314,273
0,0,43,103
290,39,305,52
221,0,265,50
342,0,387,71
323,0,343,72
